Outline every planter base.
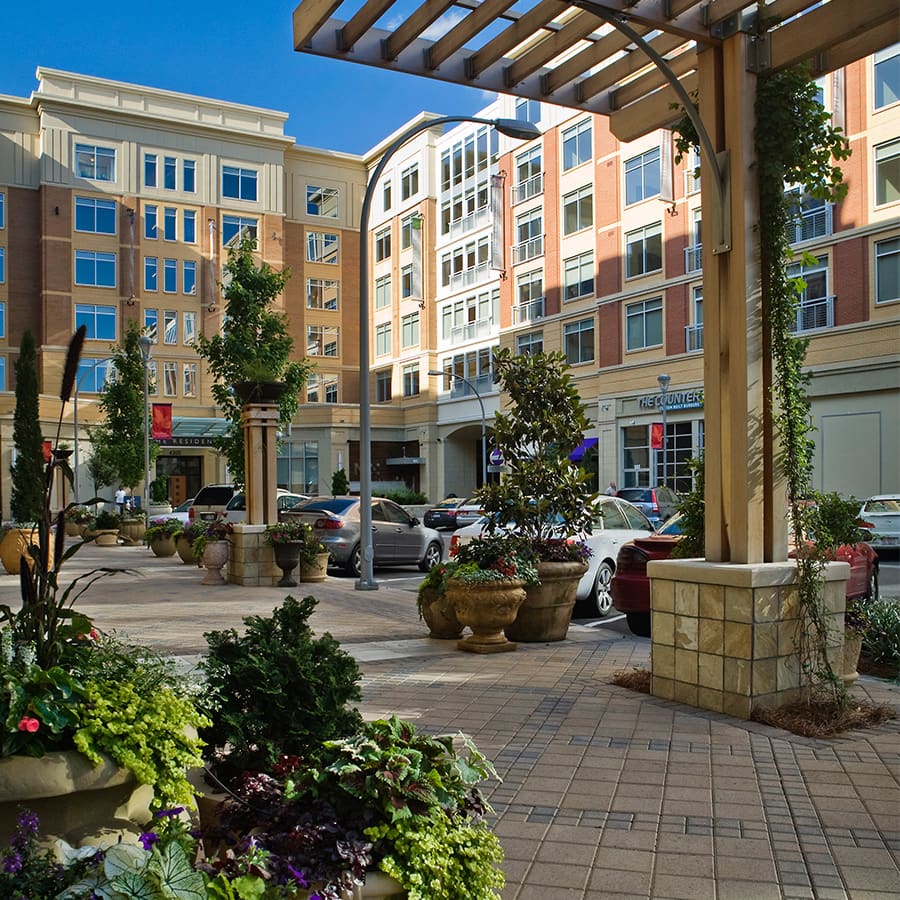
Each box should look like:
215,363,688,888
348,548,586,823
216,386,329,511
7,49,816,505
457,633,518,653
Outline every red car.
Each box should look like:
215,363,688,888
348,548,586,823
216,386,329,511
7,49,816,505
611,515,880,638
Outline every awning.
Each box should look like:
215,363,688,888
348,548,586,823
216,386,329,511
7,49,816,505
569,437,599,463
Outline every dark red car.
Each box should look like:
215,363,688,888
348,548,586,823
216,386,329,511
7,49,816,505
611,515,880,638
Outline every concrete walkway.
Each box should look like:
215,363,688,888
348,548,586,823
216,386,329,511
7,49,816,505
2,543,898,899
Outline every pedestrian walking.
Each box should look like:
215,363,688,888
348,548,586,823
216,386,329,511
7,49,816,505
115,487,126,514
604,481,617,495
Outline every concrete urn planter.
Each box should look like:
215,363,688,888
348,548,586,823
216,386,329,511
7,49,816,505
201,540,229,585
446,578,526,653
0,527,37,574
119,518,147,546
93,529,120,547
505,560,588,643
149,534,178,557
300,551,331,583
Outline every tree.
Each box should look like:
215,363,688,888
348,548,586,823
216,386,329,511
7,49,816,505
10,331,44,524
193,236,311,488
89,321,158,497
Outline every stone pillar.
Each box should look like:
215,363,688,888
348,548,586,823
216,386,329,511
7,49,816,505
240,403,279,526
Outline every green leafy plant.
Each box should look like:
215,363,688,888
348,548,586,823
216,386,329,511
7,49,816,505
860,600,900,674
192,520,233,559
265,521,326,567
416,559,461,618
64,506,94,524
381,488,427,505
331,467,350,496
672,456,705,559
149,477,170,503
144,518,185,543
92,509,121,531
447,535,539,586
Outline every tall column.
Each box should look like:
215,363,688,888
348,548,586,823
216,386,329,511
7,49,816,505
241,403,280,525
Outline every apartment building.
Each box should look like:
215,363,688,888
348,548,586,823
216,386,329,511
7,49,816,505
0,57,897,517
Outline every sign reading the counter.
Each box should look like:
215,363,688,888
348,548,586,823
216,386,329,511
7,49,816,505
638,388,704,411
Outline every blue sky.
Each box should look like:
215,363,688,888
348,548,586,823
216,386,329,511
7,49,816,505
1,0,493,155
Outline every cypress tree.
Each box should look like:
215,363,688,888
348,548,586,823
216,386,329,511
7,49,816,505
10,330,45,523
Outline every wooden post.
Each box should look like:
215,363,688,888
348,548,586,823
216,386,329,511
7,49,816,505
240,403,280,526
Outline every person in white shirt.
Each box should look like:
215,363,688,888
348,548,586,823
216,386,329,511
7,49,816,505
115,487,127,514
604,481,617,496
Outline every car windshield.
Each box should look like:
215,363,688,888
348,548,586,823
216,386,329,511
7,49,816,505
297,498,357,515
173,499,192,512
616,489,648,502
863,498,900,513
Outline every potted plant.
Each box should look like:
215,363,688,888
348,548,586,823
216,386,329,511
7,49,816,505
119,504,147,545
264,520,310,587
144,518,184,558
477,350,595,643
444,535,538,653
297,522,330,583
194,520,233,585
178,521,206,565
91,509,121,546
64,505,93,538
416,560,464,639
147,477,172,518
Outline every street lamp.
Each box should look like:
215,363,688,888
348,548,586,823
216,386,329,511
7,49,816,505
428,370,487,489
357,114,541,591
139,335,152,513
657,373,670,487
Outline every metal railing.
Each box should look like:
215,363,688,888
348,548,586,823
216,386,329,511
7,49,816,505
685,323,704,352
513,296,546,324
512,234,543,264
684,167,701,195
684,243,702,273
450,317,493,344
447,206,490,238
450,374,495,399
448,260,492,291
792,295,834,332
511,173,543,205
788,203,833,244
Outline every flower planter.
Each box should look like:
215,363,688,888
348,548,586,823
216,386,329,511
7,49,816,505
233,379,288,404
65,520,81,537
176,534,196,565
150,534,178,557
446,578,526,653
419,586,463,639
842,632,864,684
505,559,588,643
300,551,331,583
202,540,229,585
273,541,302,587
0,526,37,574
119,517,146,545
93,528,119,547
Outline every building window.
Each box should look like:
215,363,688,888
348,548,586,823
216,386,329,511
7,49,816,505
148,360,158,395
374,227,391,262
625,297,663,351
75,303,116,340
383,180,392,211
513,208,543,263
75,197,116,234
183,310,197,344
183,363,197,397
307,231,339,264
163,362,177,396
222,215,257,245
223,165,258,201
787,255,832,331
401,312,419,348
75,250,116,288
562,120,591,170
624,147,661,205
163,207,177,241
625,223,663,278
400,164,419,200
307,373,339,403
874,44,899,109
164,156,176,190
402,364,420,397
163,259,177,293
513,147,542,203
76,358,114,393
0,249,5,284
564,251,594,300
375,322,392,356
144,308,158,343
564,318,595,364
0,192,4,228
516,269,543,321
75,144,116,182
183,261,196,296
686,286,704,352
401,265,413,299
183,210,196,244
875,139,900,205
563,185,593,234
875,237,899,303
515,98,540,124
307,185,339,217
144,257,158,292
375,275,391,310
0,357,5,391
307,325,339,357
375,370,392,402
517,330,543,356
183,160,196,193
144,153,157,188
0,301,4,336
164,310,178,345
400,214,420,249
145,205,157,240
306,278,339,310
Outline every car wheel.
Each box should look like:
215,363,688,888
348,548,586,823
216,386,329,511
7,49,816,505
343,544,362,577
865,568,879,602
419,541,443,572
591,561,615,617
625,612,651,638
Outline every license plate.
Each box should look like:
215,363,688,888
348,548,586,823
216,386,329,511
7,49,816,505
200,512,217,521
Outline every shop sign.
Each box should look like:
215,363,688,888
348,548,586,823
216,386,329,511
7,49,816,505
638,388,704,411
160,436,216,447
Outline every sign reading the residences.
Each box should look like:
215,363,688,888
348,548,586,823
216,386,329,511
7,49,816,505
638,389,704,411
160,436,217,447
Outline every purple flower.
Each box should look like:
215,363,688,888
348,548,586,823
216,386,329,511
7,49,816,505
15,811,39,836
2,852,23,874
154,807,184,819
139,832,159,851
286,864,310,887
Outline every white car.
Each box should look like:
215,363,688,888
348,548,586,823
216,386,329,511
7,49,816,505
149,498,193,527
449,496,655,618
222,490,309,524
859,495,900,551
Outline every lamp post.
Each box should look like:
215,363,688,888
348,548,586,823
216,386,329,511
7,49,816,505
657,373,670,487
72,356,115,501
139,335,152,513
357,114,541,591
428,370,487,489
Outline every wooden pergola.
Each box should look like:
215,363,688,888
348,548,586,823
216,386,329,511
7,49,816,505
292,0,897,566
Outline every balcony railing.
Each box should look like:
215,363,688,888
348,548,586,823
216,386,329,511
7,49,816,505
447,206,490,239
511,173,543,205
788,203,833,244
512,235,543,264
449,317,493,345
792,295,834,333
513,296,546,324
684,243,702,273
448,261,492,291
449,374,495,399
685,323,704,352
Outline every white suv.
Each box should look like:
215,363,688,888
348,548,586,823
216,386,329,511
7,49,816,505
222,489,309,524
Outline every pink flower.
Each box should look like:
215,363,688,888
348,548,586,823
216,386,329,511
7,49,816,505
17,717,40,733
89,628,100,640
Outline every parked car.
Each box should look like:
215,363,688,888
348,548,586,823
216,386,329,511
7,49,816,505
149,497,193,527
611,514,880,638
423,497,467,530
283,496,443,576
859,495,900,552
450,495,655,618
187,484,239,523
223,489,309,524
615,486,680,528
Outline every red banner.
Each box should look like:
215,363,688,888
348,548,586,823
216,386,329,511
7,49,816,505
42,440,53,463
650,423,664,450
151,403,173,440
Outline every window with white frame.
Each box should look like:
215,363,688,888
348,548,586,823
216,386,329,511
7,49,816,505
440,236,490,286
383,180,392,212
516,146,541,185
144,257,158,292
375,370,392,402
625,297,663,350
76,358,114,393
517,330,543,356
144,308,158,343
875,139,900,205
375,274,391,310
306,231,339,264
0,249,4,285
307,325,339,356
874,44,899,110
375,322,392,356
163,259,177,293
307,185,339,217
307,372,339,403
163,310,177,344
0,301,5,337
183,363,197,397
163,207,177,241
75,197,116,234
183,310,197,344
75,303,116,340
183,160,196,193
401,312,419,347
222,215,257,245
374,227,391,262
563,185,593,234
625,223,663,278
875,237,899,304
564,251,594,300
0,191,4,228
400,164,419,201
440,346,496,390
144,153,158,188
0,357,5,392
163,362,177,396
516,269,543,314
686,285,704,352
513,208,542,262
307,278,339,310
515,97,540,125
183,210,196,244
440,288,498,341
400,214,420,249
564,318,595,364
148,360,158,395
145,205,157,240
164,157,176,191
624,147,661,205
75,250,116,287
402,364,420,397
75,144,115,182
223,166,258,201
787,255,831,331
183,261,196,296
401,264,413,299
562,120,591,170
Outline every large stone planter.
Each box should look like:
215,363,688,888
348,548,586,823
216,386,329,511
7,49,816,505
0,526,37,574
505,560,588,643
93,529,119,547
149,535,178,557
65,520,81,537
446,578,526,653
176,534,196,565
419,586,464,639
273,541,303,587
201,540,229,585
842,632,864,684
300,551,331,583
119,518,146,545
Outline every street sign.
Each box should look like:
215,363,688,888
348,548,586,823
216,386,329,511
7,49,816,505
489,448,504,465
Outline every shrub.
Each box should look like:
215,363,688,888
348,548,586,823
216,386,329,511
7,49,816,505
861,599,900,672
93,510,121,531
144,518,184,543
331,468,350,496
381,488,427,505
